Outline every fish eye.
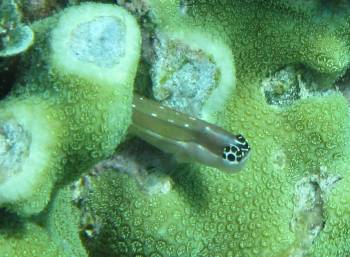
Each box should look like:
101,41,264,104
236,134,245,142
222,135,250,163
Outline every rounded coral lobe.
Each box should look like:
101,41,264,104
152,36,220,115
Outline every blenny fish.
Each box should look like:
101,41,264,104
129,93,251,173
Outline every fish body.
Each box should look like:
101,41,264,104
129,93,250,173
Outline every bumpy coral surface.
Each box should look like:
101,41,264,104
0,184,87,257
81,1,350,257
1,0,350,257
0,2,140,216
0,214,63,257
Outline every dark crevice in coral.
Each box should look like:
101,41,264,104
0,208,26,234
320,0,350,17
299,64,343,91
0,58,19,99
262,66,302,107
262,64,341,108
168,162,211,211
118,0,157,98
92,138,178,194
336,67,350,104
18,0,62,23
90,137,210,211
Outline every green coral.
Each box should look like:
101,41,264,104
0,0,34,57
83,92,349,257
0,183,87,257
44,183,88,257
306,164,350,257
80,1,350,257
0,214,63,257
150,0,350,82
0,2,140,216
1,0,350,256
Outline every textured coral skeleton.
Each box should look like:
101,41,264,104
0,0,350,257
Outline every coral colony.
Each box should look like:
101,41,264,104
0,1,350,257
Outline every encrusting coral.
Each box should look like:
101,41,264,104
0,183,88,257
0,212,64,257
0,0,34,58
1,0,350,257
0,2,140,216
79,1,350,257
